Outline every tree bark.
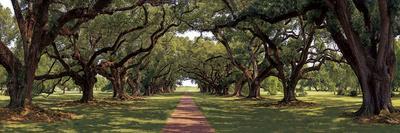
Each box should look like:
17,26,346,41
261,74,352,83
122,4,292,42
143,87,151,96
6,67,27,108
247,80,261,98
127,76,141,97
353,65,396,116
231,77,246,97
110,67,131,100
74,67,97,103
79,81,95,103
0,41,29,108
280,82,298,103
325,0,396,116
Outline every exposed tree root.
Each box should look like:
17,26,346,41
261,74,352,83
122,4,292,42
0,105,75,123
114,94,133,101
347,110,400,125
111,95,145,101
259,100,317,108
232,97,264,101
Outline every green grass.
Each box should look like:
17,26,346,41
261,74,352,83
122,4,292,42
192,91,400,133
2,87,400,133
175,86,199,92
0,92,182,132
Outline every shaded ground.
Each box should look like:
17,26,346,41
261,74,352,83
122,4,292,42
2,87,400,132
0,92,181,132
0,105,75,122
193,91,400,133
163,94,215,133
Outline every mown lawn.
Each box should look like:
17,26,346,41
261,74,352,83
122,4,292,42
193,91,400,133
0,92,181,132
2,87,400,133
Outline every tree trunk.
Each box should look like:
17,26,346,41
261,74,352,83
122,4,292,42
128,78,141,97
7,67,27,108
110,68,130,100
112,87,117,98
131,86,141,96
232,77,245,97
354,66,396,116
247,80,261,98
325,0,396,117
111,79,130,100
7,52,40,108
280,82,297,103
164,87,171,93
24,56,40,105
223,87,229,95
75,67,97,103
143,87,151,96
79,82,94,103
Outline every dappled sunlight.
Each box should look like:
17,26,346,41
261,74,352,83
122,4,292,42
0,92,181,132
192,92,400,133
174,86,200,93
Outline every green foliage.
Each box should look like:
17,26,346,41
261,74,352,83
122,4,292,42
304,62,360,96
101,83,113,92
393,40,400,91
261,77,282,95
95,76,110,91
0,5,17,44
0,5,17,91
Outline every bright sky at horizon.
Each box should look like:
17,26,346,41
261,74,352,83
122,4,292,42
176,31,214,40
0,1,13,13
181,80,197,87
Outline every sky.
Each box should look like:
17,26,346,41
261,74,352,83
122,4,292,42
0,1,13,13
181,80,197,87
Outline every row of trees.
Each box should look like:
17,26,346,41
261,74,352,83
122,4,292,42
1,0,400,118
176,0,400,117
0,0,195,108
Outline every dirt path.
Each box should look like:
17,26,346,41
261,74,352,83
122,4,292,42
162,94,215,133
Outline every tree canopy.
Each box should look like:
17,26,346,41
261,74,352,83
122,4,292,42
0,0,399,121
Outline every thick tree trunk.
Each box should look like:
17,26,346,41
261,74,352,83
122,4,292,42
128,78,141,97
280,82,298,103
75,67,97,103
247,80,261,98
325,0,396,117
6,51,40,108
79,82,94,103
110,68,130,100
111,80,130,100
7,68,27,108
354,67,396,116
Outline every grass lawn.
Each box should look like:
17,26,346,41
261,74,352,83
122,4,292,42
192,91,400,133
0,92,181,132
2,87,400,133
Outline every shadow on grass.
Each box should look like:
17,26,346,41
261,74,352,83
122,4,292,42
192,93,400,133
0,92,182,132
